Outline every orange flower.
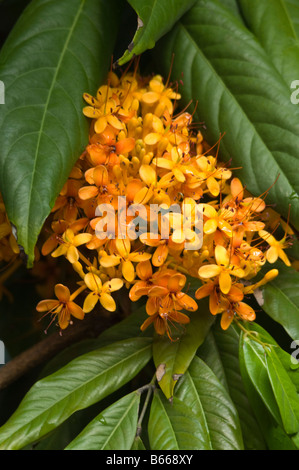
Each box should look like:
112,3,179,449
36,284,84,330
86,127,135,167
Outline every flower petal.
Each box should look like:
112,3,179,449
100,292,116,312
36,299,59,312
68,301,85,320
219,271,232,295
122,259,135,282
198,264,221,278
55,284,70,302
84,272,102,293
215,245,230,267
83,292,98,313
104,278,124,292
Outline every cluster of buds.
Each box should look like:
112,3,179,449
35,69,292,336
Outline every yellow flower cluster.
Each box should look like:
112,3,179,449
35,70,291,335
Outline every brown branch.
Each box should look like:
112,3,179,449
0,309,118,391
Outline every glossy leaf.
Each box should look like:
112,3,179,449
0,337,152,450
239,345,297,450
260,262,299,341
239,328,282,425
175,356,244,450
66,391,141,450
238,0,299,85
198,322,266,449
131,435,146,450
0,0,119,265
266,349,299,435
285,0,299,37
148,389,208,450
153,298,214,399
40,303,150,378
157,0,299,229
117,0,197,65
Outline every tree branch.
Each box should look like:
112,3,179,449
0,309,119,391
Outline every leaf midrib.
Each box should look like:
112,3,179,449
23,0,85,249
178,19,298,198
264,281,299,314
0,342,151,449
100,393,139,449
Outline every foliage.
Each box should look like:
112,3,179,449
0,0,298,451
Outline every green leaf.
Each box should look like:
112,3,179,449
117,0,197,65
65,391,141,450
0,0,119,265
219,0,244,19
239,344,297,450
238,0,299,85
148,390,208,450
40,303,150,378
285,0,299,37
198,322,266,449
153,298,214,399
266,348,299,435
156,0,299,229
241,322,299,390
260,262,299,341
175,356,244,450
239,329,282,425
0,337,152,450
131,435,146,450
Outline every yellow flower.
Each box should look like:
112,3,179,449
51,229,92,263
258,230,291,266
195,155,232,197
99,238,151,283
83,272,123,313
141,75,181,117
200,203,233,238
198,245,245,294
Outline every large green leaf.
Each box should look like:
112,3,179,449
117,0,197,65
175,356,244,450
156,0,299,230
239,328,282,425
148,389,208,450
266,349,299,435
198,323,266,449
239,343,297,450
0,337,152,450
153,298,214,399
285,0,299,37
65,391,141,450
40,303,150,378
0,0,119,265
259,262,299,341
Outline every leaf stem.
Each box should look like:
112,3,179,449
234,319,272,349
136,375,156,437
